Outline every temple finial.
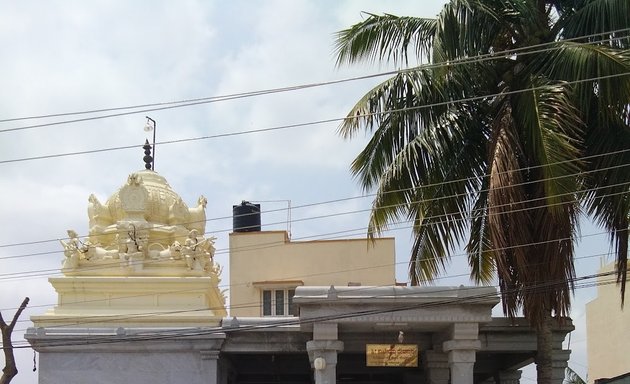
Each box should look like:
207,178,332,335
143,117,156,170
143,139,153,170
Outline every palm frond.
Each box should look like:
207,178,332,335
334,14,436,67
532,39,630,304
466,176,496,285
432,0,539,65
339,70,446,192
533,42,630,121
511,78,583,215
557,0,630,49
582,109,630,303
488,82,581,322
336,0,630,325
486,98,532,318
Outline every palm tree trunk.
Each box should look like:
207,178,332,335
536,312,554,384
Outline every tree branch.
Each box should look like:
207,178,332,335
1,297,30,384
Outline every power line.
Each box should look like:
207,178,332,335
2,157,627,260
0,169,617,290
9,270,616,345
0,165,627,273
1,30,628,318
1,28,626,130
2,70,628,165
11,268,609,335
2,21,626,367
9,182,625,281
7,250,613,336
4,269,617,349
0,33,626,253
0,72,630,164
0,226,616,314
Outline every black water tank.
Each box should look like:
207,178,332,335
233,201,261,232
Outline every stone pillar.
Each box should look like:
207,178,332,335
307,323,344,384
200,350,220,384
424,350,450,384
551,350,571,384
442,323,481,384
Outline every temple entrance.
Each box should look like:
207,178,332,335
223,352,423,384
224,353,312,384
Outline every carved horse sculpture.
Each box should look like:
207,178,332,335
87,194,112,232
147,241,183,260
188,195,207,234
85,244,120,260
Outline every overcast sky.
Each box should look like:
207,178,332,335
0,1,612,383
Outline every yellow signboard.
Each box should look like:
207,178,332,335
366,344,418,367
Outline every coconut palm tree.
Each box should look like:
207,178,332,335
335,1,630,383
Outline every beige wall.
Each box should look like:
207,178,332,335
586,262,630,383
229,231,396,317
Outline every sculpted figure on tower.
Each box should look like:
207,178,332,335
60,170,220,279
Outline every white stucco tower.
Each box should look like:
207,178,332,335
26,168,227,384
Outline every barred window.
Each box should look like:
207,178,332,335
261,289,297,316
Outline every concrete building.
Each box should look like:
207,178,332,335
229,227,396,318
586,262,630,383
26,167,575,384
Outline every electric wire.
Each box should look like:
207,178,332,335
0,28,627,129
1,144,629,250
2,70,628,165
8,252,612,337
1,164,627,267
1,182,626,281
0,228,616,316
1,225,624,340
4,269,617,349
8,271,617,346
0,192,607,316
0,174,627,286
1,21,627,367
1,37,628,304
6,240,610,325
0,67,628,252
